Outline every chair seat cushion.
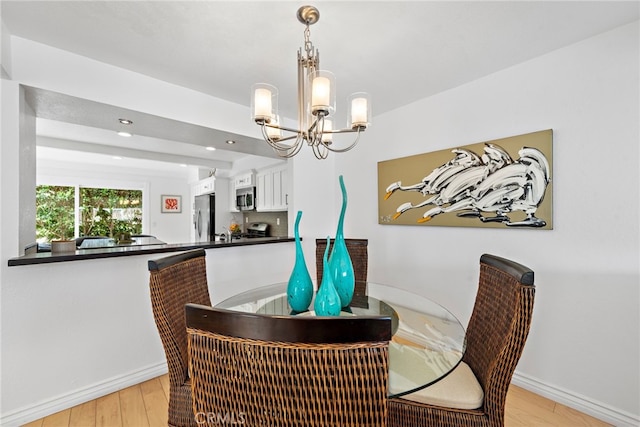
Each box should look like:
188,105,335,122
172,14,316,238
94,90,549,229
399,361,484,409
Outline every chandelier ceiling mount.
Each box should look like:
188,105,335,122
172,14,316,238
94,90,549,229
296,5,319,26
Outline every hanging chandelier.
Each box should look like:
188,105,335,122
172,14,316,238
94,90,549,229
251,5,371,159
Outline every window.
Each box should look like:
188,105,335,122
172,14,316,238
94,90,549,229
36,185,75,241
79,187,142,237
36,185,143,242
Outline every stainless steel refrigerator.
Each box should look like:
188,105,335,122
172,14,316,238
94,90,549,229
193,194,215,243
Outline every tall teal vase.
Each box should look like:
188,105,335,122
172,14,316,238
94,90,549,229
314,236,341,316
329,175,355,308
287,211,313,312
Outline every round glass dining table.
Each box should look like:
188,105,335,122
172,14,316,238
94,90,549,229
215,282,466,397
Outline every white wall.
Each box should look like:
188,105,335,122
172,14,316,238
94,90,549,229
1,19,12,78
336,21,639,424
0,243,294,426
18,86,37,250
289,148,337,271
1,81,24,257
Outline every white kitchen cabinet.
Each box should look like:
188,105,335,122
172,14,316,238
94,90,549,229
255,172,268,211
256,164,288,212
194,176,215,196
234,172,255,189
272,167,288,210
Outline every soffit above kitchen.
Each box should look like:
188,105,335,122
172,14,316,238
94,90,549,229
25,86,280,169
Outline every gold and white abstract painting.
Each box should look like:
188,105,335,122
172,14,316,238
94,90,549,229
378,130,553,229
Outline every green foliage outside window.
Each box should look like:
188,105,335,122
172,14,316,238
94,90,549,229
36,185,143,242
36,185,75,241
79,188,142,237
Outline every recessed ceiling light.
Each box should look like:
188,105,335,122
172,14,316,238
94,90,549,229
112,156,122,160
179,164,187,167
117,131,133,137
118,119,133,125
206,146,216,151
226,140,236,144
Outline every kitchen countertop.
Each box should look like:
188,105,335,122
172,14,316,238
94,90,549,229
8,236,295,267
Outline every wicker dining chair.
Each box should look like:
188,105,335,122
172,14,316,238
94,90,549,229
186,304,392,427
388,253,535,427
316,238,368,295
148,249,211,427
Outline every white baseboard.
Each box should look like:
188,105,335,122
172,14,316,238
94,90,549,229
512,372,640,427
0,362,168,427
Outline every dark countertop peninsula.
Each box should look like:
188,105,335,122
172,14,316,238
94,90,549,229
8,237,295,267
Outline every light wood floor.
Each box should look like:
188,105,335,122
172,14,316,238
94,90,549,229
23,374,611,427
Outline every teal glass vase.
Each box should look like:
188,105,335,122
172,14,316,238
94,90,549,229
314,236,341,316
287,211,313,312
329,175,355,308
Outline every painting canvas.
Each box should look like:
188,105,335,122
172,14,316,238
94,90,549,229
378,129,553,229
161,195,182,213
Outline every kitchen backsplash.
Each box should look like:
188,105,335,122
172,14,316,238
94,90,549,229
243,211,289,237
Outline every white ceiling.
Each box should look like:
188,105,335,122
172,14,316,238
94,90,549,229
2,1,638,171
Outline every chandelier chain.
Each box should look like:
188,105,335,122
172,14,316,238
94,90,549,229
303,25,315,60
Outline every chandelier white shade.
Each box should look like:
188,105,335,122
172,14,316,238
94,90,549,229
251,5,371,159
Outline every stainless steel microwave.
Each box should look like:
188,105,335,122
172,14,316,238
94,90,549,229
236,187,256,211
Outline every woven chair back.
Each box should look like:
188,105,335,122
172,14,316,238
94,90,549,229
148,249,211,427
186,305,391,426
316,238,368,295
463,254,535,424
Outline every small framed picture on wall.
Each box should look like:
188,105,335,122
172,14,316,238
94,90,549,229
161,195,182,213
